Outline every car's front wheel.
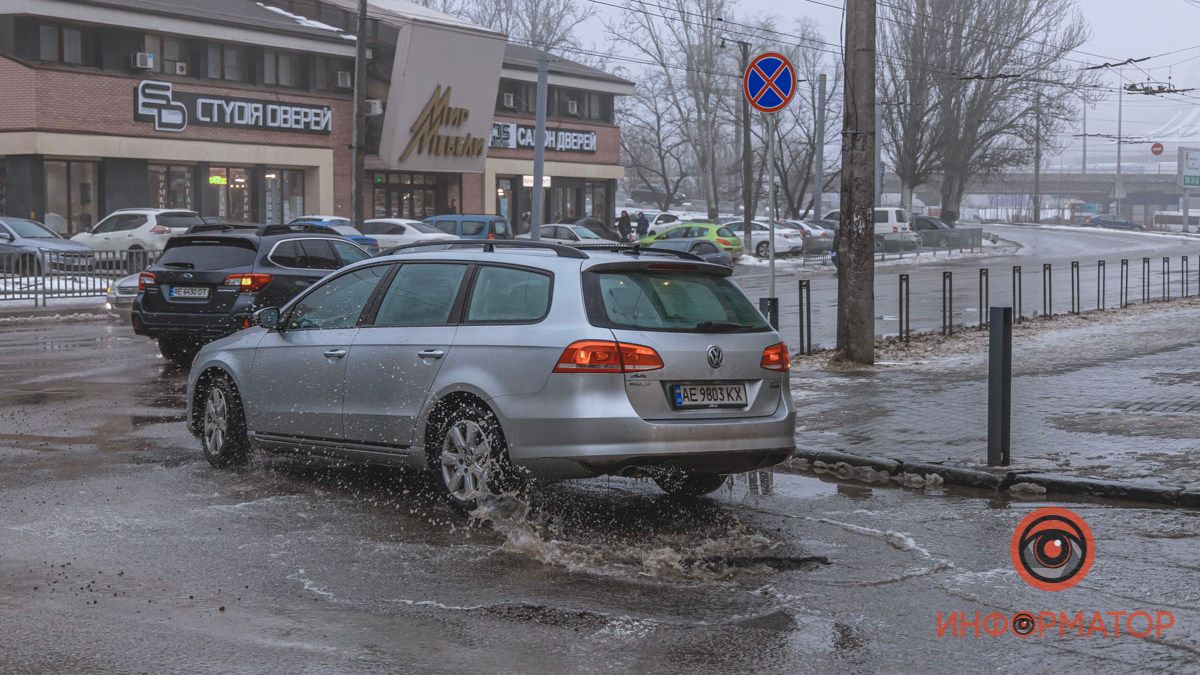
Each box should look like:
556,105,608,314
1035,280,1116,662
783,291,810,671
654,470,727,497
158,336,202,366
432,401,522,510
755,241,770,258
200,375,249,469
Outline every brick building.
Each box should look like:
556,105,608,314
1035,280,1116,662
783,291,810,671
0,0,633,235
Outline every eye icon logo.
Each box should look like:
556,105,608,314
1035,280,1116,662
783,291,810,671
1011,507,1094,591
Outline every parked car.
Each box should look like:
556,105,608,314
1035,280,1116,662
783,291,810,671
648,239,734,266
912,215,956,248
186,241,795,509
0,217,96,274
106,273,140,314
729,220,803,258
360,218,458,249
520,224,615,246
639,223,744,259
818,211,841,231
132,224,371,366
783,220,834,254
286,216,380,253
558,217,622,242
1083,214,1142,231
70,209,202,270
643,212,682,236
425,214,513,240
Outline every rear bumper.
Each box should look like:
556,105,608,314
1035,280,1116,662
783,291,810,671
131,308,245,339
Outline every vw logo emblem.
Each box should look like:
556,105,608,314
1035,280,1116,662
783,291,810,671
182,273,194,279
706,345,723,369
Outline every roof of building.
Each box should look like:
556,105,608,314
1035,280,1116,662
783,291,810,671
502,43,634,87
75,0,357,42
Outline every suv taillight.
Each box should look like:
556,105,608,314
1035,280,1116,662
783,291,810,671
148,225,172,235
760,342,790,371
138,272,156,291
553,340,664,373
223,273,273,293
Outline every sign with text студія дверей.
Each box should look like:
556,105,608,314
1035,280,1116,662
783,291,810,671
489,122,596,153
135,80,331,134
1179,147,1200,188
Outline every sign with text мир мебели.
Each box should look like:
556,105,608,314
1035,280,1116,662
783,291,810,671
134,80,332,134
1179,147,1200,188
488,122,597,153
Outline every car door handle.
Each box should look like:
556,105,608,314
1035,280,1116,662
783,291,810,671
323,349,348,359
417,349,445,360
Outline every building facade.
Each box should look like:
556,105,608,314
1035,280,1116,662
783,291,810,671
0,0,633,235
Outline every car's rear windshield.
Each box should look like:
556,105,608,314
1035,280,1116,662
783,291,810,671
159,214,204,229
584,269,770,333
158,239,258,270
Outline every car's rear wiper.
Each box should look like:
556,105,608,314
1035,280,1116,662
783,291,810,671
162,262,195,269
694,321,745,332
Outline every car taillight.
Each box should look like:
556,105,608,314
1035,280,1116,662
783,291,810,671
148,225,172,235
716,238,732,246
487,232,495,240
553,340,664,373
760,342,790,371
138,272,156,291
223,273,273,293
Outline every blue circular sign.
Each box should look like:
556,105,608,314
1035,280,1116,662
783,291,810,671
743,52,796,113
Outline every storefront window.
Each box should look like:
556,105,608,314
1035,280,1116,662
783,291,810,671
44,160,99,235
264,169,305,224
148,165,194,210
372,171,449,219
204,167,253,222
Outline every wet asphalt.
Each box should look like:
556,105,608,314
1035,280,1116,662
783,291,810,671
1,319,1198,673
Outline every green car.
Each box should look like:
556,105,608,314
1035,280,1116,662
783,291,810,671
638,223,744,259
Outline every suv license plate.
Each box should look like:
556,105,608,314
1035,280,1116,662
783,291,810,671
672,383,747,409
169,286,209,299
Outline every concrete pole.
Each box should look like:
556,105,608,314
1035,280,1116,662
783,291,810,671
530,52,549,241
1033,91,1041,224
1116,81,1124,216
874,97,883,205
812,73,827,217
350,0,368,226
837,0,876,364
1081,102,1087,175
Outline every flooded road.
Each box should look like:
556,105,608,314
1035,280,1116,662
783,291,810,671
1,319,1197,672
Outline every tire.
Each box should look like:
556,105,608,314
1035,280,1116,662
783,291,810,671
158,336,202,367
429,400,522,510
199,375,249,469
126,247,148,273
653,470,728,497
756,241,770,258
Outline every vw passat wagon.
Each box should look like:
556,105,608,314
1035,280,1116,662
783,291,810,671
187,242,795,508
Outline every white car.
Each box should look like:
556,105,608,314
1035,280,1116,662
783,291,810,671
518,224,615,246
722,219,802,258
71,209,202,266
360,218,458,250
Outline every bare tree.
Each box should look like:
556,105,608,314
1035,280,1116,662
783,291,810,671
463,0,595,52
407,0,471,16
618,72,691,212
879,0,940,213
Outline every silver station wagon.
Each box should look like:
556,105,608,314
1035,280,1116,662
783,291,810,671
187,242,796,508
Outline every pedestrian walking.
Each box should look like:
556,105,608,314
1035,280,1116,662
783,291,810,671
617,211,632,242
636,211,649,239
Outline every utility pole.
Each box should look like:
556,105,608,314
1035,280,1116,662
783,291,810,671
1116,76,1124,215
739,41,753,249
874,97,883,204
350,0,368,226
530,52,549,240
1033,91,1041,224
1081,101,1087,175
812,73,827,218
837,0,876,364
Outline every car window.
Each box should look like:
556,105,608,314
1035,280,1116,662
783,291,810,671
412,222,442,234
466,266,552,323
586,270,770,333
268,240,305,267
492,220,510,237
386,224,407,235
575,227,601,240
663,227,687,239
92,215,120,234
299,239,339,270
372,263,467,327
694,242,717,254
557,227,578,240
114,215,148,232
285,267,388,331
873,210,886,224
157,239,258,270
358,222,383,235
539,226,557,239
461,220,485,236
4,219,58,238
331,240,370,265
716,227,735,238
434,220,456,235
896,210,909,223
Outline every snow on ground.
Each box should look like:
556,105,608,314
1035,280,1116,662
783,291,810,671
256,2,356,38
1009,223,1200,242
737,237,1021,274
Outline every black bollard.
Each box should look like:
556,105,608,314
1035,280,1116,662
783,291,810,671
988,307,1013,467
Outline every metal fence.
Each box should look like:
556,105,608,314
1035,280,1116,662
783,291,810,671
0,249,161,306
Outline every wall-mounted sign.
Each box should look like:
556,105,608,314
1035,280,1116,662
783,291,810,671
135,80,332,134
490,122,597,153
398,85,487,161
522,175,551,188
1180,147,1200,188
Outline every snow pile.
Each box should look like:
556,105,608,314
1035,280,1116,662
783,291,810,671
256,2,356,38
1008,481,1048,495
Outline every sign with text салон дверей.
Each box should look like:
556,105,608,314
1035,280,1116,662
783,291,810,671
135,80,331,134
488,122,597,153
1179,147,1200,188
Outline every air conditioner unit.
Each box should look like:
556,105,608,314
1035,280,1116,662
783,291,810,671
364,98,383,116
503,92,515,109
174,62,189,76
336,70,353,88
132,52,155,70
567,99,579,115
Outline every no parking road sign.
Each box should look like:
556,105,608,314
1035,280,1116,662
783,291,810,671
743,52,796,113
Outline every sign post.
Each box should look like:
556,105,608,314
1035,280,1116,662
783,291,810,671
1179,147,1200,233
743,52,797,328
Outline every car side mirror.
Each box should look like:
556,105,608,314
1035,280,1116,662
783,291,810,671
254,307,281,330
0,232,12,241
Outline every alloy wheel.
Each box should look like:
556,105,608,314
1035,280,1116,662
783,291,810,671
439,419,492,502
203,387,228,456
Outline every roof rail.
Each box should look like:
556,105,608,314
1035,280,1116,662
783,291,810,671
384,239,589,259
573,243,705,262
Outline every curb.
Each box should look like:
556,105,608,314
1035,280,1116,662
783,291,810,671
780,449,1193,508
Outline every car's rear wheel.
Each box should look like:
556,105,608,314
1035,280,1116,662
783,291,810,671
431,401,522,510
200,375,249,469
158,336,202,366
755,241,770,258
653,470,727,497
